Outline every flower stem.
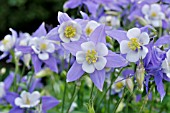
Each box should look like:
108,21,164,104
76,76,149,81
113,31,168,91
66,83,77,113
62,54,72,113
90,83,94,100
113,89,128,113
62,76,67,113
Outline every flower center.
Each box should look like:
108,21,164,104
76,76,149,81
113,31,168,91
151,12,157,17
116,82,124,89
2,39,9,45
86,50,98,64
86,27,93,36
64,26,76,38
40,43,47,50
25,96,30,105
128,38,141,51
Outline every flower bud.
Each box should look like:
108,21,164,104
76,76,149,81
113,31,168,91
35,68,53,78
136,16,148,26
126,77,134,93
136,62,145,90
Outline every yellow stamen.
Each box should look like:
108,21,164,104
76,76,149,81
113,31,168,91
40,43,47,50
86,50,97,64
116,82,124,89
86,27,93,36
128,38,141,51
2,39,9,45
25,96,30,105
151,12,157,17
64,26,76,38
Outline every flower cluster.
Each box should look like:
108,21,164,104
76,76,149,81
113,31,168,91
1,0,170,112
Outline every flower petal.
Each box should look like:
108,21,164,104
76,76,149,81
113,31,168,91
38,53,49,61
46,43,55,53
127,28,141,39
95,43,108,56
106,30,128,44
82,61,95,73
120,40,131,54
94,57,107,70
43,56,58,73
139,32,150,45
139,46,148,59
142,4,149,15
33,22,47,37
62,41,83,56
76,51,86,64
58,12,72,24
126,51,139,62
30,91,41,103
89,25,106,45
105,51,128,68
90,69,105,91
32,54,42,73
67,61,84,82
42,96,60,111
81,41,95,52
154,73,165,101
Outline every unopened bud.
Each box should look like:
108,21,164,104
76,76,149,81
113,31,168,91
35,68,53,78
136,16,148,26
136,62,145,90
126,77,134,93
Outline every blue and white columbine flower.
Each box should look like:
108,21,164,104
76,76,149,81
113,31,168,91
30,37,55,61
76,41,108,73
120,28,149,62
63,25,127,91
162,50,170,78
0,28,16,52
15,91,41,108
58,20,82,43
112,76,126,93
142,4,165,27
84,20,100,37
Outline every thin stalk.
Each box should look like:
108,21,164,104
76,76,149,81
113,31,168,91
90,83,94,100
113,89,128,113
139,85,154,113
66,83,77,113
62,54,72,113
96,68,125,111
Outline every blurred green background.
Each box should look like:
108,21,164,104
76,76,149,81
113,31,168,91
0,0,67,37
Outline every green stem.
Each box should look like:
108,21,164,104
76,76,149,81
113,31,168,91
90,83,94,100
139,85,154,113
14,58,19,91
66,83,77,113
62,54,72,113
96,68,125,112
113,89,128,113
61,78,67,113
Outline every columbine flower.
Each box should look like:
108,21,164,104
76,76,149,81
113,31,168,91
120,28,149,62
8,90,59,113
76,41,108,73
142,4,165,27
162,49,170,78
84,20,100,37
15,91,41,108
112,76,126,93
0,28,16,52
30,37,55,60
99,15,120,28
63,25,127,91
58,12,82,43
17,22,59,73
